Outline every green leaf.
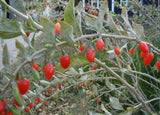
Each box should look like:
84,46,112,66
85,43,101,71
64,0,75,26
101,104,112,115
0,20,36,39
109,97,124,110
15,39,26,57
92,85,98,96
64,0,82,34
132,23,145,39
106,13,118,31
41,17,55,42
0,21,22,39
123,107,135,115
10,107,20,115
18,22,29,44
59,21,75,46
75,1,83,34
65,67,79,75
97,0,108,33
31,32,36,47
10,0,26,14
84,15,97,31
2,44,10,69
88,111,104,115
105,78,116,90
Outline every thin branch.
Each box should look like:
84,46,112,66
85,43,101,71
131,70,160,84
94,58,153,114
0,0,43,31
133,0,160,31
134,97,160,109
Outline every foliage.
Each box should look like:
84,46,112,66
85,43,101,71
0,0,160,114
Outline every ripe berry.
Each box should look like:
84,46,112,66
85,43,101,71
148,53,154,62
44,64,55,80
140,52,147,58
14,97,23,107
96,98,100,103
7,111,13,115
55,23,60,34
0,101,5,113
106,16,108,20
96,39,104,51
79,44,86,52
87,3,91,6
85,7,89,11
156,61,160,70
31,62,39,71
116,22,120,25
59,54,70,69
46,92,49,96
29,103,33,109
26,33,30,37
82,105,87,108
143,53,154,66
114,47,120,55
129,48,135,54
57,83,61,88
25,108,29,112
48,88,52,93
17,78,29,95
86,49,96,63
94,11,98,16
92,65,97,70
37,98,41,103
41,106,44,110
0,111,5,115
75,85,79,88
115,64,118,66
91,9,93,14
45,101,49,105
139,42,149,55
81,82,85,86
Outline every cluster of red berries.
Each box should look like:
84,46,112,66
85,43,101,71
128,41,160,69
0,102,13,115
84,3,98,16
138,42,153,66
79,38,104,63
0,101,13,115
113,41,160,69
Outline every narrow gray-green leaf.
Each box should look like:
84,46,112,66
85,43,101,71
64,0,75,25
109,97,124,110
97,0,108,33
10,0,26,14
0,20,36,39
101,104,112,115
84,15,97,31
2,44,10,69
15,39,26,57
75,1,83,34
59,21,75,46
41,17,55,43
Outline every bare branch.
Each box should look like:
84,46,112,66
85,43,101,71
0,0,43,31
94,58,153,114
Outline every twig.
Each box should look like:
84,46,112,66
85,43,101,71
94,58,153,114
133,0,160,31
134,97,160,109
0,0,43,31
